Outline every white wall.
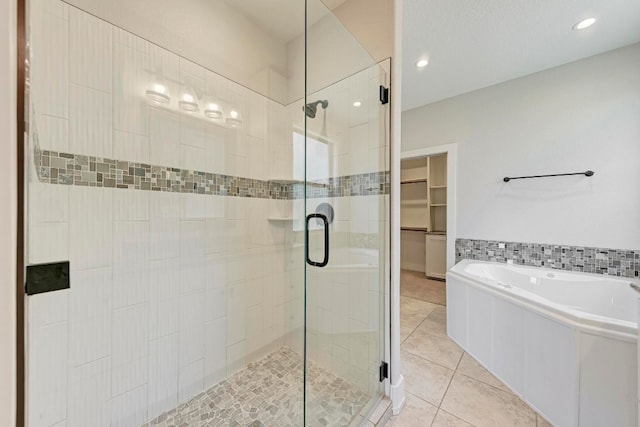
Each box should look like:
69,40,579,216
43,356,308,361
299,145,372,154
286,10,376,103
0,0,17,425
402,43,640,250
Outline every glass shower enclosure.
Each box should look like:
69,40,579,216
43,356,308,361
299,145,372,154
24,0,390,425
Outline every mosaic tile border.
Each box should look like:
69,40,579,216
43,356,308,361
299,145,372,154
34,147,389,199
456,238,639,278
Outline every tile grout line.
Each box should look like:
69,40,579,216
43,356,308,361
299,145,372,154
432,352,466,426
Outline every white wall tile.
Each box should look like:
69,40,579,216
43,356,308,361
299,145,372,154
226,220,247,253
180,119,206,149
112,262,149,309
246,304,265,359
69,84,112,158
226,253,247,284
247,91,267,140
112,26,149,53
147,334,179,420
113,131,149,164
28,322,68,427
68,268,112,366
205,254,227,290
29,182,69,223
178,359,204,403
205,217,227,255
113,221,149,264
32,10,69,119
179,257,206,295
179,291,205,367
69,8,112,92
148,258,179,341
149,192,179,260
204,318,227,388
29,223,69,264
180,144,205,172
28,289,69,328
229,131,247,159
149,109,179,168
36,114,69,152
112,189,149,222
226,340,246,377
204,124,227,175
113,40,149,136
111,304,148,396
67,358,111,427
110,385,148,427
181,193,206,220
247,136,267,181
226,281,246,346
179,220,206,259
148,43,179,88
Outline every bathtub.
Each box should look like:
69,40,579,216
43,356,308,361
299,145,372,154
447,260,638,427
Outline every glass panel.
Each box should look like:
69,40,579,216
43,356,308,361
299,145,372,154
25,0,388,424
303,1,390,424
25,0,308,425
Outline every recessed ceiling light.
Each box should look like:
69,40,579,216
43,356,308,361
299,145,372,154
415,58,429,68
353,101,362,107
573,17,596,30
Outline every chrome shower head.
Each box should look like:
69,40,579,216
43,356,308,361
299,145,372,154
303,99,328,118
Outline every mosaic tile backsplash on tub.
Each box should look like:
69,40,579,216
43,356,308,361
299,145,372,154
34,147,389,200
456,238,639,278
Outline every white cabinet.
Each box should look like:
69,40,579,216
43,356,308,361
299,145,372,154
425,234,447,279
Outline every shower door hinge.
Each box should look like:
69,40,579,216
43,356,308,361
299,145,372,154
379,85,389,105
379,361,389,382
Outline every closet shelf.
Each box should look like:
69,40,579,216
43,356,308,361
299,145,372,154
402,200,429,206
401,178,428,184
430,185,447,189
430,204,447,207
401,226,429,232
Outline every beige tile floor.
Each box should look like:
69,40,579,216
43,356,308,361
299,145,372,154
387,270,553,427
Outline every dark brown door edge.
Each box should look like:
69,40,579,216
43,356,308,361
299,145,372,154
16,0,26,424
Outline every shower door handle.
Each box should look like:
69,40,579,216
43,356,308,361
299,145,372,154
305,213,329,267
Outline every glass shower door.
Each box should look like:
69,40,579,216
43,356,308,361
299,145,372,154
302,3,390,422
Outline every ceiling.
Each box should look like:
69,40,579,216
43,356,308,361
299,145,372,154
402,0,640,111
226,0,348,43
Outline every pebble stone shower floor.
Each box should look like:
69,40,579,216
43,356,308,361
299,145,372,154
142,347,371,427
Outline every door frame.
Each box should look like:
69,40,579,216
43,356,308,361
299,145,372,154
400,143,457,270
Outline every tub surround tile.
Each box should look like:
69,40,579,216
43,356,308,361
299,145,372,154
456,238,639,278
441,373,536,427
